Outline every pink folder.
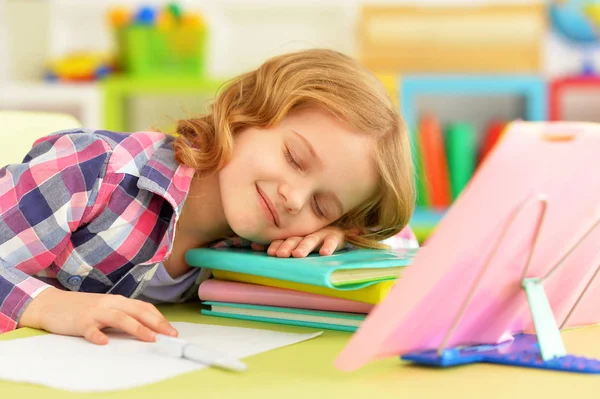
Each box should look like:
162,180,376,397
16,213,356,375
198,279,374,314
335,121,600,371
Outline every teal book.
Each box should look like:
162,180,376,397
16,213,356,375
185,247,418,290
201,301,366,332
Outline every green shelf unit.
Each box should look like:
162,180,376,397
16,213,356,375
102,75,227,132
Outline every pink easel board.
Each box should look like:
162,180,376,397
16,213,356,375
335,121,600,371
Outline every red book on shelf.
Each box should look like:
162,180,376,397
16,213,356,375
479,120,507,164
418,115,451,208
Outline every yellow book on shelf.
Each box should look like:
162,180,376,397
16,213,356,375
211,270,396,305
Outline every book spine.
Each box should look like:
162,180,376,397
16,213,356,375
198,280,374,313
419,115,451,208
201,309,359,332
211,270,391,305
445,122,477,200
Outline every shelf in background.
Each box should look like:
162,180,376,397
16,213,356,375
549,75,600,121
0,81,102,129
399,74,548,132
409,207,446,245
102,75,227,132
398,74,547,244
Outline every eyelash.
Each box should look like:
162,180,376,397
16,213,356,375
284,147,302,170
313,198,326,218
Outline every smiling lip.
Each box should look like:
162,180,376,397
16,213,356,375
256,185,280,227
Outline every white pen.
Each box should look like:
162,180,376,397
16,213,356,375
154,334,248,372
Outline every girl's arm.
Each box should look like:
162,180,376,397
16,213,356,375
0,131,111,333
0,131,175,343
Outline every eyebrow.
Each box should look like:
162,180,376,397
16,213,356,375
290,129,344,216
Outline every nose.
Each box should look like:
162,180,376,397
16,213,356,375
278,182,310,215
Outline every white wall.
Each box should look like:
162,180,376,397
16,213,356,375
2,0,52,82
0,0,6,83
4,0,593,81
3,0,600,127
3,0,358,80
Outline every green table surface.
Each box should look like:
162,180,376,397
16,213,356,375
2,302,600,398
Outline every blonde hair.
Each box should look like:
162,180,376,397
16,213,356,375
172,49,415,249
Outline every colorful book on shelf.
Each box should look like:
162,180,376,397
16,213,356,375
208,271,391,304
418,114,451,207
201,302,366,332
412,128,431,207
479,120,508,164
185,247,417,290
445,122,477,200
198,279,374,313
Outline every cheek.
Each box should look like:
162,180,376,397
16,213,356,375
230,154,281,182
218,163,250,216
219,166,239,197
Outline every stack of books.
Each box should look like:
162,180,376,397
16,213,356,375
185,246,419,332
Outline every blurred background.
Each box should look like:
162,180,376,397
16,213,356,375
1,0,600,242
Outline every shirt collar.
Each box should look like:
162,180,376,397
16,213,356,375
137,136,195,217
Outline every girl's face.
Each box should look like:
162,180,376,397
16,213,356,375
218,107,378,244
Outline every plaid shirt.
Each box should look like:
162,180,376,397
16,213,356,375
0,128,419,334
0,129,195,333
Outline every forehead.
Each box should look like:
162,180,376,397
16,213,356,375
282,108,379,212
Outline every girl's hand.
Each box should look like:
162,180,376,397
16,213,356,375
18,287,178,345
251,226,347,258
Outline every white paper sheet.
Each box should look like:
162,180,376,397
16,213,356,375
0,322,322,392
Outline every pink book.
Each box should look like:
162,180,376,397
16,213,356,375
198,279,373,314
335,121,600,371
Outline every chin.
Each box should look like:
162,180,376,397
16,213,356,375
232,228,272,244
225,213,271,244
221,189,276,244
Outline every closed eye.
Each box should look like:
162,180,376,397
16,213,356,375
284,147,303,171
312,197,326,219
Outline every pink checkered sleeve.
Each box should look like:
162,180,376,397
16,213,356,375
0,132,110,333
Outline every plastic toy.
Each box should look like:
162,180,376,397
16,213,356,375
549,0,600,75
45,52,115,82
108,3,207,76
107,7,130,28
134,6,157,26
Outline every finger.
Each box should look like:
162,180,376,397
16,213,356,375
83,327,109,345
120,299,178,337
291,234,323,258
103,295,176,336
97,309,158,342
129,298,164,318
267,240,284,256
319,235,340,256
102,295,175,337
275,237,303,257
251,242,267,251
